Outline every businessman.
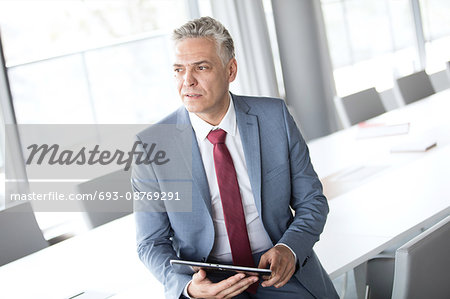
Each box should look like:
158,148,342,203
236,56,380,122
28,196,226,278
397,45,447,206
133,17,338,299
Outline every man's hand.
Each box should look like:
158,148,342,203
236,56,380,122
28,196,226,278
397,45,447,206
258,245,296,288
187,269,259,299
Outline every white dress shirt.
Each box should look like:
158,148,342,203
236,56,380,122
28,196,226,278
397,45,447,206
188,95,273,262
183,95,297,297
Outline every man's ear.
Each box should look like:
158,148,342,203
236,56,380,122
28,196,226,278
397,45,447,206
227,58,237,83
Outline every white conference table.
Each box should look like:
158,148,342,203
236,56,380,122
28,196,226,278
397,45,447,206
0,215,164,299
311,89,450,294
1,90,449,298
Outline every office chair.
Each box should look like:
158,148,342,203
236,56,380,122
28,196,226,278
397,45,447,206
365,215,450,299
395,70,435,105
335,87,386,128
446,61,450,83
0,202,48,266
390,215,450,299
76,169,133,229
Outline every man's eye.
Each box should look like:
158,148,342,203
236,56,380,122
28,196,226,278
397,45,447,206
174,68,183,73
198,66,208,70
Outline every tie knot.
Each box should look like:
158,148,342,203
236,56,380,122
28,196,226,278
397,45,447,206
207,129,227,145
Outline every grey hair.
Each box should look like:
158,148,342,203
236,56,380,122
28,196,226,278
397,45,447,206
172,16,235,65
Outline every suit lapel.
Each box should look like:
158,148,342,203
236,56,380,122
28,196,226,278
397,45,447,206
174,95,263,218
233,94,263,217
175,108,213,216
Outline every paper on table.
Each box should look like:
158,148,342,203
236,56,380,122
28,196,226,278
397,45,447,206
356,123,410,139
321,165,388,199
391,138,437,153
66,290,115,299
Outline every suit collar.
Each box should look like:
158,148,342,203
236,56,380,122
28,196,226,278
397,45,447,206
174,93,263,218
187,94,237,140
176,106,191,131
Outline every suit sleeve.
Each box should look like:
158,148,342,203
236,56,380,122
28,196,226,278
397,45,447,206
132,136,191,299
276,102,329,269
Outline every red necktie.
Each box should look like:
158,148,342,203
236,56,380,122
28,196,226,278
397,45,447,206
207,129,258,293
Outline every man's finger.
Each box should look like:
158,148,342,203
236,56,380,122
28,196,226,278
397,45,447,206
275,268,295,288
217,275,259,298
192,269,207,282
258,253,270,269
261,253,281,287
261,267,282,287
274,261,291,286
274,264,295,288
209,273,246,294
191,273,245,298
188,269,216,298
262,270,281,287
263,254,290,287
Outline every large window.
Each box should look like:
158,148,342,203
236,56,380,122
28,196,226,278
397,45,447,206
0,0,188,124
420,0,450,72
0,0,190,238
321,0,450,96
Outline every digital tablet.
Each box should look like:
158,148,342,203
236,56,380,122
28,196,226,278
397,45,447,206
170,260,271,278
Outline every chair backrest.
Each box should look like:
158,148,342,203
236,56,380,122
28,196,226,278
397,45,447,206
0,202,48,266
391,215,450,299
77,169,132,229
395,70,435,105
446,61,450,83
336,88,386,127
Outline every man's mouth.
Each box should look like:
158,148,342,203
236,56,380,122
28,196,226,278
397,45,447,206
184,93,202,98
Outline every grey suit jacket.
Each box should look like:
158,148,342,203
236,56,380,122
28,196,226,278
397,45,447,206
133,94,338,298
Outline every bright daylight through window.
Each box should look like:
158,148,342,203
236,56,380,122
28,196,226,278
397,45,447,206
0,0,189,239
321,0,450,96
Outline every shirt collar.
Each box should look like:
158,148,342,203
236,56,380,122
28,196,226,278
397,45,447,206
188,93,237,141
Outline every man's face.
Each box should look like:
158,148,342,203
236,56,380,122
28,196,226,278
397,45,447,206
173,37,237,125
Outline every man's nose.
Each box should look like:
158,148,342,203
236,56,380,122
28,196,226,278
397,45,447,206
183,70,197,87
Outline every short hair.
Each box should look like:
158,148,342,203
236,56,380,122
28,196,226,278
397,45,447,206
172,16,235,65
